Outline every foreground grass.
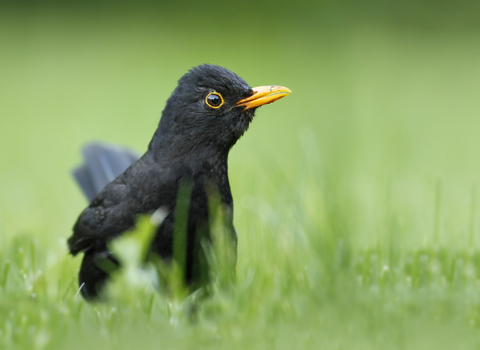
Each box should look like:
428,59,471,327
2,164,480,350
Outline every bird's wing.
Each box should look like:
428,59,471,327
68,153,169,256
72,142,140,202
68,179,133,255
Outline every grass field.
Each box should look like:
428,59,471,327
2,8,480,349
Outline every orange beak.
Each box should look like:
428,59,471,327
236,85,292,110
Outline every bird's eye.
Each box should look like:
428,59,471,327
205,92,224,109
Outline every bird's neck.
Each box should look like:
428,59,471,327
147,130,233,206
148,131,230,178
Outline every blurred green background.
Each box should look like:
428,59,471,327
1,1,480,349
2,0,480,245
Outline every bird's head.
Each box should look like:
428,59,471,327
152,64,291,158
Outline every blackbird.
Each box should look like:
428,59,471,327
68,64,291,300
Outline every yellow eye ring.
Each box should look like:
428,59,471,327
205,92,224,109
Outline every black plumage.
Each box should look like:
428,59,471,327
72,142,139,202
68,64,291,300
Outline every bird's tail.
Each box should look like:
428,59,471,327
72,142,140,201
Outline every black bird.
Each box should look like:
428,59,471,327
68,64,291,300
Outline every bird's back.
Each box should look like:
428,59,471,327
72,142,140,202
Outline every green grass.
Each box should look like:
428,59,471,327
2,8,480,350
